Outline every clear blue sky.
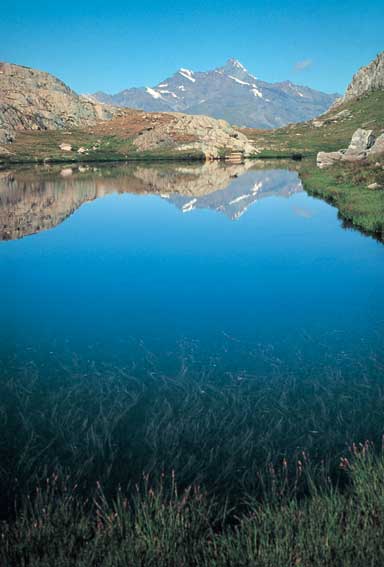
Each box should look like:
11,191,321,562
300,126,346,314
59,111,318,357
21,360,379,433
1,0,383,95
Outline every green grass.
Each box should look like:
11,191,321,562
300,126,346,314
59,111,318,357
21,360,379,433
0,130,205,166
299,155,384,239
2,451,384,566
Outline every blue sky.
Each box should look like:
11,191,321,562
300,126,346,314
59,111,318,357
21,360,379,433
1,0,383,95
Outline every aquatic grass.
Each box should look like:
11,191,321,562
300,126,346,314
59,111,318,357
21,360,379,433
2,451,384,566
1,342,384,563
1,340,384,518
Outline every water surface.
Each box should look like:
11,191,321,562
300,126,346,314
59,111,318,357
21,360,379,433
1,161,382,370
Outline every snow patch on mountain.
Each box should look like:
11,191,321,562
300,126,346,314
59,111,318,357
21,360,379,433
251,87,263,98
179,68,196,82
146,87,162,99
228,75,250,86
159,90,178,98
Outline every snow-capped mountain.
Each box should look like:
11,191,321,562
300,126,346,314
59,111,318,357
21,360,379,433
91,58,339,129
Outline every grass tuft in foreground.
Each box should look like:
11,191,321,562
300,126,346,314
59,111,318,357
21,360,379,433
2,449,384,566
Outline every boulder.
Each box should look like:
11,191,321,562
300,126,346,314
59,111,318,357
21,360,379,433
59,143,72,152
369,134,384,155
345,128,375,154
316,151,344,169
317,128,383,168
342,150,368,162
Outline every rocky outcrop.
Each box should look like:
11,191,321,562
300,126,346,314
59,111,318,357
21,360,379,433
332,51,384,107
133,113,256,158
317,128,384,168
0,62,120,139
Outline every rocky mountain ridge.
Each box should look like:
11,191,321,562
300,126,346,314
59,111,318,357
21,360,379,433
0,62,123,144
333,51,384,107
91,58,338,129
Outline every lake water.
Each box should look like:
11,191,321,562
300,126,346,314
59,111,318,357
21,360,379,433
1,161,383,369
0,160,384,506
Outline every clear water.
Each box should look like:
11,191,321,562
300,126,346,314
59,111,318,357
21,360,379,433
1,161,383,374
1,160,384,509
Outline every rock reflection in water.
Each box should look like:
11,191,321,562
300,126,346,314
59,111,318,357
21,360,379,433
0,161,303,240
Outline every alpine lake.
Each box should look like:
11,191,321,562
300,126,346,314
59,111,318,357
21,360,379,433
0,159,383,518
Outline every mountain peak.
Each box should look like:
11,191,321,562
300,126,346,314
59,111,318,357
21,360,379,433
226,58,248,71
215,58,256,81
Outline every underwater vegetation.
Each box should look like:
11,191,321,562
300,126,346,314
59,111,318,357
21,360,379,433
1,338,384,564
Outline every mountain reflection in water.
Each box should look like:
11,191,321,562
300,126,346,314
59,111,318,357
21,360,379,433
0,161,302,240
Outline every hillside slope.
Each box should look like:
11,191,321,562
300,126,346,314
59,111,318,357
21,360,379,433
243,90,384,158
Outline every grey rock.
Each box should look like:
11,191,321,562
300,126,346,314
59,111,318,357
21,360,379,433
317,127,384,168
369,134,384,155
333,51,384,106
0,62,123,143
345,128,375,154
316,151,345,168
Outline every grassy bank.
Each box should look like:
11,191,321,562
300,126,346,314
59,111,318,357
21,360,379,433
2,451,384,566
299,155,384,239
0,129,205,166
